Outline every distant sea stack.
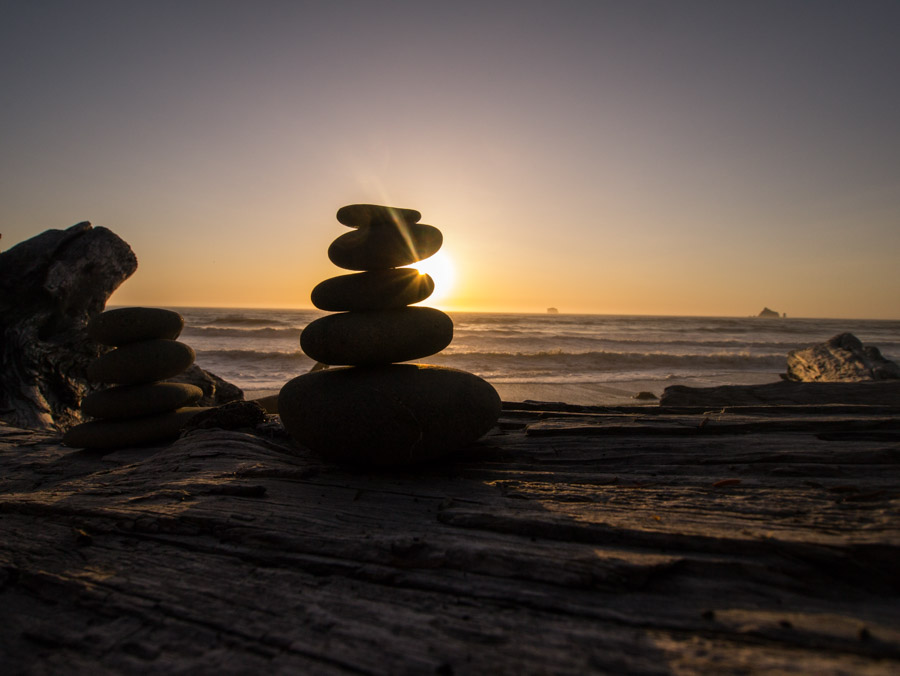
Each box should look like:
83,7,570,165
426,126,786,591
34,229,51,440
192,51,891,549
758,307,781,318
547,307,559,314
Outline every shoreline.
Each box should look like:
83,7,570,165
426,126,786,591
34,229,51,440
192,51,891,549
244,371,784,407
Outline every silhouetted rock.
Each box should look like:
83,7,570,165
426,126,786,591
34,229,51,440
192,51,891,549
82,382,203,419
279,364,501,466
183,400,266,432
62,406,209,450
280,203,499,466
0,222,137,430
67,307,243,448
328,223,443,270
169,364,244,406
758,307,780,318
300,307,453,365
68,308,207,448
87,339,196,384
89,307,184,345
311,269,435,311
336,204,422,228
786,333,900,382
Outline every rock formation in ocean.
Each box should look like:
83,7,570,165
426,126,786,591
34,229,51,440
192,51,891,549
757,307,780,318
785,332,900,382
0,222,137,431
279,204,501,466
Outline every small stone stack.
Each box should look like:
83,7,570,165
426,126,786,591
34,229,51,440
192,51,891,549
63,308,208,449
279,204,501,466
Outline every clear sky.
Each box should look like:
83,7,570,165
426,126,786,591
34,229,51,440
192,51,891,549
2,1,898,318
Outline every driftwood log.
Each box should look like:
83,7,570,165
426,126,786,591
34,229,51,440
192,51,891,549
0,222,137,431
0,223,247,434
2,401,899,674
660,380,900,407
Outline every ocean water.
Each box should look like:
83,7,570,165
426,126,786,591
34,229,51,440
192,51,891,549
170,308,900,405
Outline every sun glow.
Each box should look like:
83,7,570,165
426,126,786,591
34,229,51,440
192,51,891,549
408,250,455,304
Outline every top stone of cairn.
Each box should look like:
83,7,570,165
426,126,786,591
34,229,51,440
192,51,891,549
88,307,184,346
336,204,422,229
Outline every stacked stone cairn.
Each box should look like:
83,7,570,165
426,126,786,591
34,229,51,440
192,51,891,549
63,308,208,449
279,204,501,466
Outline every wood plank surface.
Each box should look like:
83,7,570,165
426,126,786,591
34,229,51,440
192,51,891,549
2,402,899,674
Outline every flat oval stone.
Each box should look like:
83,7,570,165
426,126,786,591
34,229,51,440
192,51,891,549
300,307,452,365
89,307,184,345
328,223,443,270
87,339,196,385
336,204,421,228
278,364,501,466
82,382,203,419
311,269,435,311
62,407,209,450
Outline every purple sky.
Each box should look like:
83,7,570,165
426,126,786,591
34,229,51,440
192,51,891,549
2,1,898,317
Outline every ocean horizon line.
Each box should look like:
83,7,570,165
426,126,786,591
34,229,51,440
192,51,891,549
106,305,900,323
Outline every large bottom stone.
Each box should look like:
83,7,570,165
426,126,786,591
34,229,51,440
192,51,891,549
82,382,203,419
62,407,208,450
278,364,500,466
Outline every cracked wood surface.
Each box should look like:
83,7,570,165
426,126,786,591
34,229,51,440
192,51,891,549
1,403,899,674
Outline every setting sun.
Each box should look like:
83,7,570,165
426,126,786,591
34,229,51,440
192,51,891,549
407,250,455,303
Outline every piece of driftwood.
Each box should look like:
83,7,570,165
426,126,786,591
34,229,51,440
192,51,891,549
0,222,137,431
1,402,899,674
660,380,900,407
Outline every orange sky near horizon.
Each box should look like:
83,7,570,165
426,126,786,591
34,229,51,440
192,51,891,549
2,2,899,320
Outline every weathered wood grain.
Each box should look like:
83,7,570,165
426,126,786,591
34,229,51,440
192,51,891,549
660,380,900,406
1,403,898,674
